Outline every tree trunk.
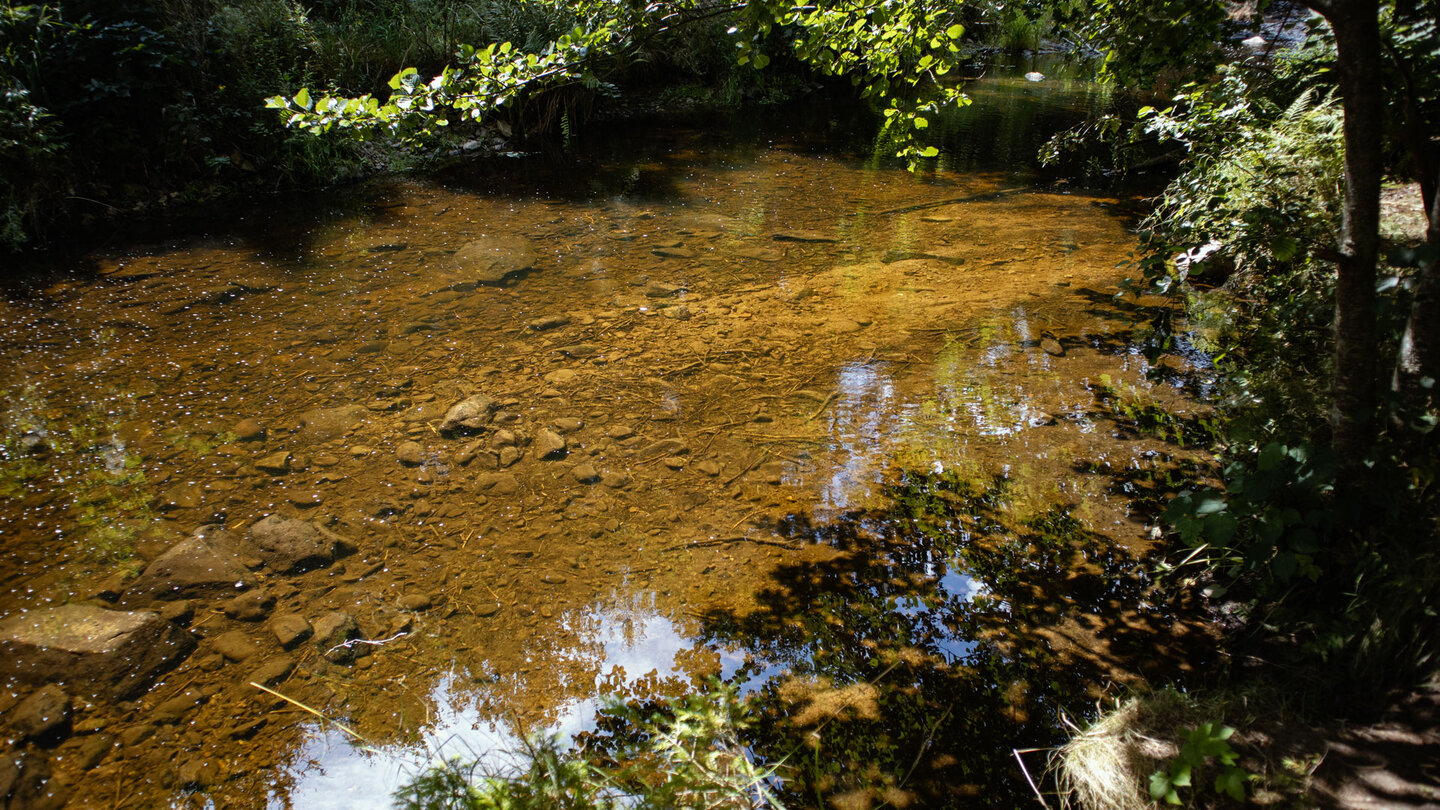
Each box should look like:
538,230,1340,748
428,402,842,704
1385,30,1440,412
1309,0,1384,484
1393,168,1440,408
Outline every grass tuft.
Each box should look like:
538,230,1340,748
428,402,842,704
1055,690,1191,810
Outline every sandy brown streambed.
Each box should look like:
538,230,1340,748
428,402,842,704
1,80,1219,808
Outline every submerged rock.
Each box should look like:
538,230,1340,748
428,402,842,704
475,472,520,495
533,429,567,459
298,405,368,442
269,614,312,650
0,604,194,699
248,657,294,688
640,438,690,457
313,611,359,663
439,394,497,433
450,235,539,285
396,441,425,466
210,631,259,662
233,419,266,441
0,751,65,810
124,531,256,602
645,280,685,297
254,450,292,474
527,314,571,331
245,514,349,573
223,590,275,621
8,685,71,741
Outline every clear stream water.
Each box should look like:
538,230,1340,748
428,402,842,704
0,56,1216,808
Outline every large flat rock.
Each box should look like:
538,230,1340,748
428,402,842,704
0,604,194,699
124,529,257,602
448,236,538,286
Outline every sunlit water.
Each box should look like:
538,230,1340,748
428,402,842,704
0,57,1216,808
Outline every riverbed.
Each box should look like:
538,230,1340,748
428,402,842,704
0,59,1217,809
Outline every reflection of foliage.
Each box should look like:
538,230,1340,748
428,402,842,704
396,682,784,809
1091,373,1220,447
699,470,1194,807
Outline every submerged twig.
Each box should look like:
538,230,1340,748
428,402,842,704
328,631,410,654
806,392,839,422
250,682,368,744
866,187,1029,216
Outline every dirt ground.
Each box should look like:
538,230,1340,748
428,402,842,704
1306,679,1440,808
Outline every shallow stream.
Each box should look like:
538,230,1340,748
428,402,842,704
0,58,1217,808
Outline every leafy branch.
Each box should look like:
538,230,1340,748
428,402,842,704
265,0,971,164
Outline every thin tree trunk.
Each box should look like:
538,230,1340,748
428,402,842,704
1385,33,1440,406
1309,0,1384,484
1393,177,1440,402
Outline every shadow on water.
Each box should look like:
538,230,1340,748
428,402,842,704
660,467,1220,808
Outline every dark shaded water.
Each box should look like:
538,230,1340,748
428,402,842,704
0,58,1214,808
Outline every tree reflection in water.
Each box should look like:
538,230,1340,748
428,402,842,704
689,469,1214,808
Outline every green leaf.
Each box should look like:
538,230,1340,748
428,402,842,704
1203,512,1238,544
914,116,929,129
1272,235,1301,262
752,52,770,69
1258,442,1286,471
1273,551,1298,581
1215,766,1246,800
946,23,963,39
919,145,939,158
1194,492,1228,517
293,87,311,110
387,67,419,90
1149,771,1172,800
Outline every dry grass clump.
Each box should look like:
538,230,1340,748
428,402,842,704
1055,689,1197,810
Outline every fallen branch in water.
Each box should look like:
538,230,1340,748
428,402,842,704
251,682,368,744
866,187,1029,216
805,391,839,421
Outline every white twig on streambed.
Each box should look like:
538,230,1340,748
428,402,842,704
327,631,410,654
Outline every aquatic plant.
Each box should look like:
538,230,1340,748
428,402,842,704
2,387,154,563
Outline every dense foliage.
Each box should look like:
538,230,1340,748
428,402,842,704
1089,9,1440,699
263,0,973,168
0,0,1080,251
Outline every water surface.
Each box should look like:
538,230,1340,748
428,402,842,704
0,59,1214,809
